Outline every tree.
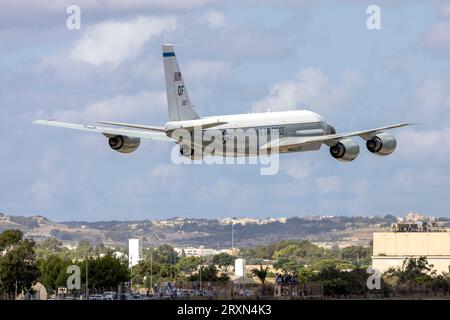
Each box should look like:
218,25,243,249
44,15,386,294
0,230,40,298
131,259,163,288
211,253,235,271
295,267,315,285
311,259,354,271
94,243,109,256
79,254,129,292
385,256,436,286
35,237,66,260
75,240,93,260
153,244,179,265
273,258,299,273
341,245,371,266
251,264,269,296
39,255,72,292
189,264,229,283
177,256,201,277
0,230,23,250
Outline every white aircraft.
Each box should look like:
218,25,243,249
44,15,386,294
34,44,411,162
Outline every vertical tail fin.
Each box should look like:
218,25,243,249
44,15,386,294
162,44,199,121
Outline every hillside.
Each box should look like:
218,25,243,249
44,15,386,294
1,212,448,248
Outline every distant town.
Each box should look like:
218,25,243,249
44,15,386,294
4,212,445,249
1,212,450,300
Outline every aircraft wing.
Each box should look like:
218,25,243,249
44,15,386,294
97,120,228,132
32,120,175,142
97,121,167,132
260,123,413,150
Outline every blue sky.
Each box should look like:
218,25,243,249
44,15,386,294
1,0,450,221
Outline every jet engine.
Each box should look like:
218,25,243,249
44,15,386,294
179,145,194,157
179,145,204,160
108,135,140,153
329,138,360,162
366,132,396,156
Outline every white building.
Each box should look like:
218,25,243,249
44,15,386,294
372,231,450,274
128,239,142,268
235,258,246,277
174,246,233,257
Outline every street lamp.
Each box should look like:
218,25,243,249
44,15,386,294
150,250,153,292
199,257,202,293
85,255,88,299
130,256,133,293
232,223,235,251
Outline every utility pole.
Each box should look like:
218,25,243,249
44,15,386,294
231,223,235,251
199,258,202,293
130,256,133,293
85,255,88,299
150,250,153,292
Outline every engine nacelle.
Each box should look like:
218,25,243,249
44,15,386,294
366,132,396,156
330,138,360,162
108,135,140,153
179,145,193,157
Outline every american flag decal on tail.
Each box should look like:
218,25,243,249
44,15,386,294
174,72,182,81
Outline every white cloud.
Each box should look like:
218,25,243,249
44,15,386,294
53,91,167,123
151,163,183,185
414,79,446,110
282,159,311,179
348,180,369,213
422,3,450,50
316,176,342,193
30,171,68,209
396,127,450,160
423,20,450,49
70,16,177,67
195,179,235,202
409,78,450,122
1,0,218,13
445,97,450,108
442,4,450,17
185,60,232,81
251,68,363,113
204,10,227,29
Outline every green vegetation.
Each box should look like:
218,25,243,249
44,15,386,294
131,246,231,288
241,240,371,273
2,228,450,299
39,255,73,292
79,254,129,292
0,230,40,298
251,264,269,295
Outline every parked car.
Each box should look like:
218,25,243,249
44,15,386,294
103,291,118,300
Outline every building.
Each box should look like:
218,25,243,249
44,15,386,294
235,258,246,278
372,231,450,274
128,239,142,268
174,246,233,257
219,217,287,225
